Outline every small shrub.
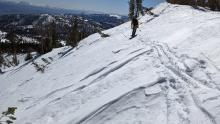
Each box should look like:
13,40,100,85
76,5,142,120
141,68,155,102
25,52,33,61
0,107,17,124
48,57,53,61
32,62,45,73
97,30,110,38
41,58,50,64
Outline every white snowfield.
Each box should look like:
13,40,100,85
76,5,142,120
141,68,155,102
1,3,220,124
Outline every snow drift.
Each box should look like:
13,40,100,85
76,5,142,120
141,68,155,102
1,3,220,124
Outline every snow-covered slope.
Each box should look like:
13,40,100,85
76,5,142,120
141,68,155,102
1,3,220,124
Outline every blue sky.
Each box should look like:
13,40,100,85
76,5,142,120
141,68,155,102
6,0,165,15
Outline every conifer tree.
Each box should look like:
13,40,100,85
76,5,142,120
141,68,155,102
208,0,217,10
134,0,138,17
129,0,143,19
50,21,59,48
217,0,220,10
137,0,144,15
44,21,59,51
35,25,51,54
129,0,135,19
38,21,59,54
197,0,206,7
68,17,80,47
5,32,19,66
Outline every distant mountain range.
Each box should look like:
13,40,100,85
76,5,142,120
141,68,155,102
0,0,129,55
0,13,128,38
0,0,103,15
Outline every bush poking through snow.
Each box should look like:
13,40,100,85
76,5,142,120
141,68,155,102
97,30,110,38
32,62,45,73
0,107,17,124
41,58,51,64
48,57,53,61
25,52,33,61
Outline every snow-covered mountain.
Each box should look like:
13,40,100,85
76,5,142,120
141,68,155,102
0,14,128,40
1,3,220,124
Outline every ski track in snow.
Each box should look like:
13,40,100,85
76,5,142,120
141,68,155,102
142,40,219,124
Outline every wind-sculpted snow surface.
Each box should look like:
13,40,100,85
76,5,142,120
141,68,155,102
1,2,220,124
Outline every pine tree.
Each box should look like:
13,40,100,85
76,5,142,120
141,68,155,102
197,0,206,7
68,17,80,47
49,21,59,48
208,0,217,10
134,0,138,17
138,0,144,15
129,0,135,19
216,0,220,10
45,21,59,51
5,32,19,66
129,0,143,19
38,21,59,54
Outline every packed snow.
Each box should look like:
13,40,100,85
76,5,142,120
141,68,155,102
1,3,220,124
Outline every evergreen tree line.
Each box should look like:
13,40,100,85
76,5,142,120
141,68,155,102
167,0,220,11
